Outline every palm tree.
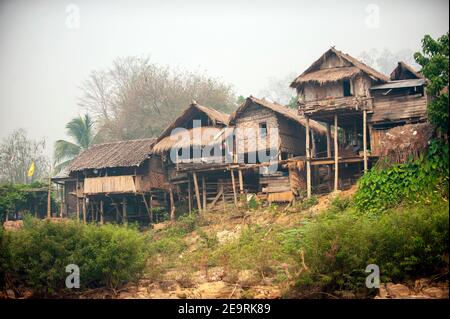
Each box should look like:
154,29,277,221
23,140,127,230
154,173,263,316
53,114,95,174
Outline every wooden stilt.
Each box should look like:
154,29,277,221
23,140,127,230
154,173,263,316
76,199,80,222
326,123,332,158
188,179,192,213
202,175,206,211
193,172,202,213
100,200,104,225
311,129,317,158
238,169,244,194
221,184,226,212
149,193,153,223
47,176,51,219
363,109,368,173
82,197,87,224
169,188,176,221
122,197,127,225
59,184,64,218
230,169,238,206
142,193,151,224
305,116,311,198
208,187,224,210
76,178,80,222
326,122,332,191
334,114,339,192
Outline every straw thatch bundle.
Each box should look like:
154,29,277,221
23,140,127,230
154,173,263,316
376,123,434,167
290,47,389,90
152,126,226,154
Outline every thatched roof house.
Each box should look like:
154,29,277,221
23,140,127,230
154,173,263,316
229,96,328,158
290,47,389,92
153,102,230,157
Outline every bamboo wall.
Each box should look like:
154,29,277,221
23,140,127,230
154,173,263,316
83,175,137,194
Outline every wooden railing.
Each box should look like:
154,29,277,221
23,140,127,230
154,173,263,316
299,96,373,115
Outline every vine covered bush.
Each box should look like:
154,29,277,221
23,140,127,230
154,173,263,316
354,140,449,216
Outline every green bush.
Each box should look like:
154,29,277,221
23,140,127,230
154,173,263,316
354,140,448,216
294,199,449,292
2,217,148,295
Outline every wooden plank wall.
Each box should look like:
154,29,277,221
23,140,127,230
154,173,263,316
370,94,427,123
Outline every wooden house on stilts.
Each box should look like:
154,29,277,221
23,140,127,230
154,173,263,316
291,47,429,196
61,138,170,224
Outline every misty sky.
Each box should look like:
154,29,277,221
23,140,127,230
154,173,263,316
0,0,448,159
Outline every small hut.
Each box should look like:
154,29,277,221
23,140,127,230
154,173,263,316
63,138,169,225
228,96,328,201
152,101,232,214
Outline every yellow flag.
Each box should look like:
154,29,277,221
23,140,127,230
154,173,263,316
27,161,35,177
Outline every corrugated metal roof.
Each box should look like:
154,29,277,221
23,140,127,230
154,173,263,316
371,79,426,90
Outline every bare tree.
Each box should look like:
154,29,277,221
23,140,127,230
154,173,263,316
258,72,297,106
358,48,420,76
78,56,237,142
0,129,50,184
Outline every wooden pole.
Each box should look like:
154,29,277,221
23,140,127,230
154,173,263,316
311,129,316,158
100,200,104,225
169,188,176,221
221,184,226,213
334,114,339,192
326,123,332,158
59,184,63,218
76,177,80,222
47,176,51,219
149,193,153,223
238,169,244,194
122,197,127,225
193,172,202,213
202,175,206,211
142,193,151,223
305,116,311,198
230,169,238,207
82,197,87,224
188,179,192,214
363,109,368,173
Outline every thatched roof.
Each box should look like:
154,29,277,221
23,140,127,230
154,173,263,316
153,126,226,154
157,102,229,142
290,47,389,89
68,138,156,172
229,96,328,136
390,61,423,80
376,123,434,167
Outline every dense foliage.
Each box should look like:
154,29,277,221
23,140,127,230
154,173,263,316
354,140,449,216
414,32,449,134
294,199,448,293
1,217,148,295
0,181,55,221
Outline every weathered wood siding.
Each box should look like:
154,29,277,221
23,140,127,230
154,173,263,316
370,94,427,124
235,104,279,154
301,73,374,102
277,115,306,155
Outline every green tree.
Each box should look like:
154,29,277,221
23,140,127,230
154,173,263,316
53,114,95,174
414,32,449,134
